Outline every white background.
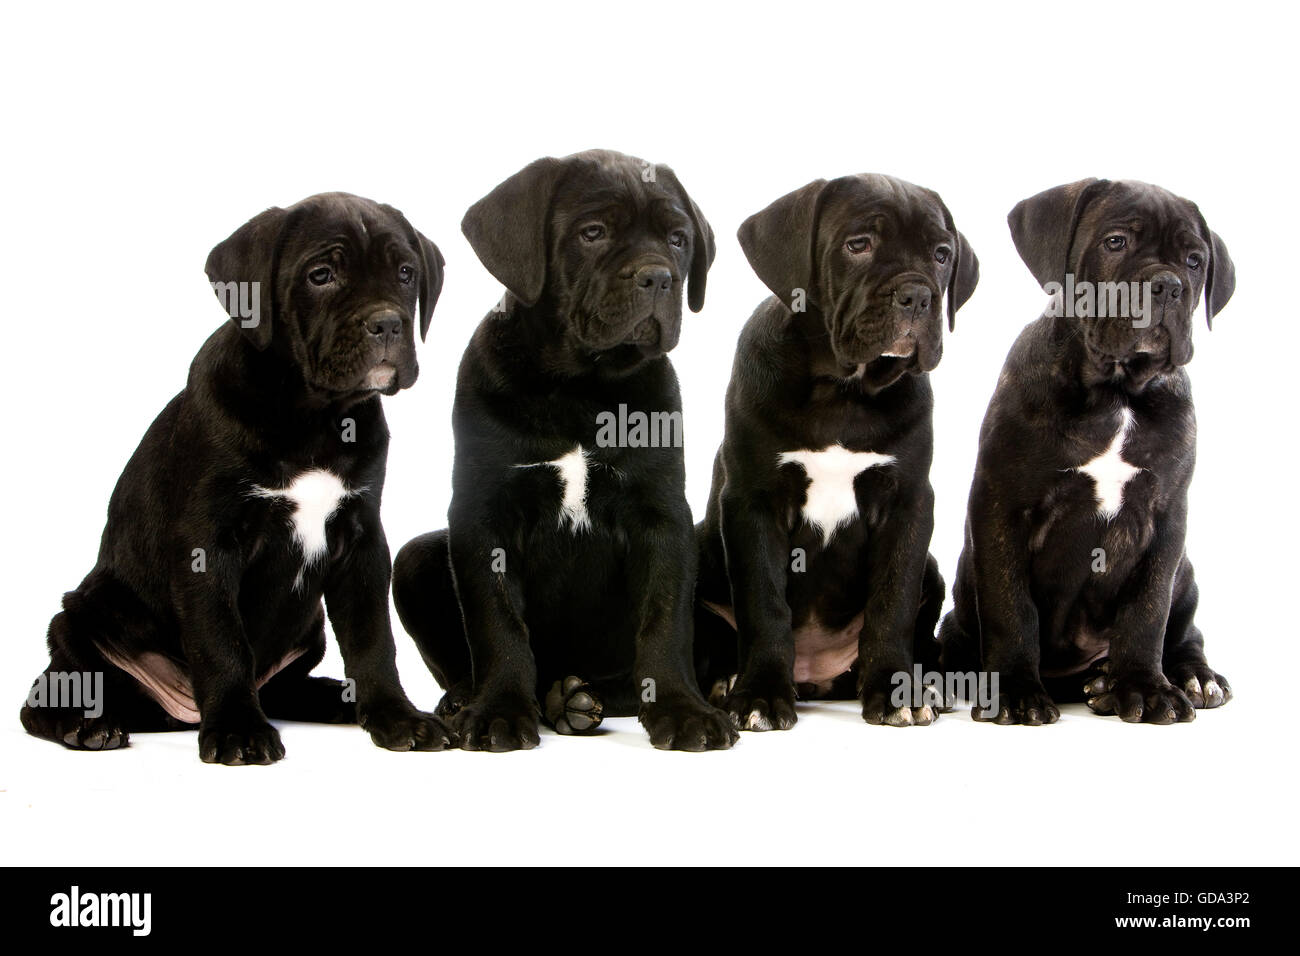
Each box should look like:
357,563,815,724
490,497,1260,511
2,0,1296,866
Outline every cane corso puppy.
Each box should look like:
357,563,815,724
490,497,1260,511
20,192,453,763
694,174,978,730
939,178,1235,724
393,149,736,752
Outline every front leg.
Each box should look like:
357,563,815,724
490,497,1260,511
324,506,455,752
717,489,798,732
1086,502,1197,724
174,540,284,765
635,509,738,751
857,487,938,727
446,512,540,752
967,477,1059,725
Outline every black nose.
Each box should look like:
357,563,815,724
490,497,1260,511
892,282,932,318
1150,271,1183,304
367,311,403,340
633,265,673,294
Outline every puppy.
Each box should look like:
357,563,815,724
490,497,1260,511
20,193,454,763
393,150,736,751
939,179,1235,724
694,174,978,729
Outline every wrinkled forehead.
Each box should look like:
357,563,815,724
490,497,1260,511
283,193,409,254
1080,181,1201,237
821,174,949,236
552,155,687,224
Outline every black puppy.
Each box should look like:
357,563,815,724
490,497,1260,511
393,150,736,752
21,193,454,763
694,174,978,730
939,179,1235,724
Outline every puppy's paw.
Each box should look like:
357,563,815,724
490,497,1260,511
199,713,285,765
860,674,940,727
641,698,738,751
724,676,797,732
1087,669,1194,724
1163,663,1232,710
453,696,540,752
21,704,130,751
544,676,604,734
361,700,457,751
433,683,473,720
972,678,1059,726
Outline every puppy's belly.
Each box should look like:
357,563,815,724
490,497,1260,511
94,643,307,724
792,614,863,688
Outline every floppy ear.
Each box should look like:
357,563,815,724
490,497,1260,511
655,165,716,313
925,189,980,332
737,179,829,312
1202,226,1235,330
204,206,287,350
460,157,567,307
1007,178,1110,289
381,203,445,341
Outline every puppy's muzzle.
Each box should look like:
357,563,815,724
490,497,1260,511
877,278,938,359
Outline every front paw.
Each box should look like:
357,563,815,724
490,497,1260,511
361,700,457,751
1163,663,1231,709
724,675,797,732
972,676,1059,726
860,672,940,727
1086,668,1195,724
452,696,540,752
641,697,738,751
199,711,285,765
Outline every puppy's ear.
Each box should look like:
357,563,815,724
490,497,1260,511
655,165,716,313
1201,224,1235,330
461,157,567,307
382,204,445,341
1007,178,1110,289
204,206,287,350
737,179,829,312
946,231,980,332
926,190,980,332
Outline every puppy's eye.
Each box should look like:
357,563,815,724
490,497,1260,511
579,224,606,242
1103,235,1127,252
845,236,872,254
934,245,952,265
669,230,687,248
398,265,416,284
308,266,334,286
1186,252,1203,270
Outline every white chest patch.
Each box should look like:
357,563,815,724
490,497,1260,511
1074,407,1142,519
519,445,591,533
251,469,356,584
777,444,896,545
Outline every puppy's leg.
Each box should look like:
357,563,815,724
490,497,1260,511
259,608,357,724
966,482,1060,725
693,601,739,707
324,514,456,752
635,511,738,751
857,501,940,727
1085,518,1196,725
21,582,178,750
717,493,798,733
1160,558,1230,709
393,529,473,718
444,512,541,752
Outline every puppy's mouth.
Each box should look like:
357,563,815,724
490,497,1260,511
362,362,398,391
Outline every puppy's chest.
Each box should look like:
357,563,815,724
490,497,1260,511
516,444,643,534
249,468,363,585
776,444,897,545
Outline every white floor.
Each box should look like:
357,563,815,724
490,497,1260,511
2,688,1290,867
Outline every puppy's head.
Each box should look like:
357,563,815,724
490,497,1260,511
1009,178,1234,389
205,192,444,400
461,149,715,376
738,174,978,392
